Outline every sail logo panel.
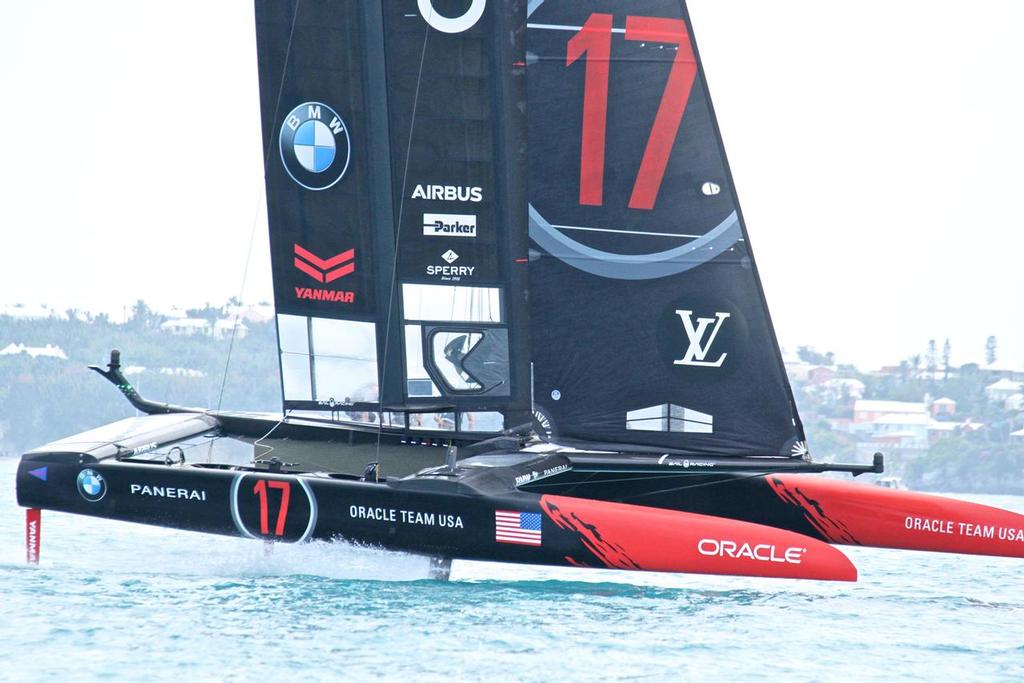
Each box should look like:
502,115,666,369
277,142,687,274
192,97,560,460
256,0,531,432
527,0,804,456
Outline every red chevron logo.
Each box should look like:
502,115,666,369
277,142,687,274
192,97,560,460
293,244,355,283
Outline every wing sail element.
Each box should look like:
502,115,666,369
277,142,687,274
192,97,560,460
526,1,805,456
255,1,531,435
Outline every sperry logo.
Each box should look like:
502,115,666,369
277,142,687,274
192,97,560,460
293,244,355,283
673,310,730,367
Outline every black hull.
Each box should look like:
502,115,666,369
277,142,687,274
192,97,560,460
16,408,1024,579
15,449,860,581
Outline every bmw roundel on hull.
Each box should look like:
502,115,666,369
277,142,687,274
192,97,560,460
77,468,107,502
279,102,352,191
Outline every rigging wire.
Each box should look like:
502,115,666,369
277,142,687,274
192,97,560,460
215,0,304,461
375,10,435,458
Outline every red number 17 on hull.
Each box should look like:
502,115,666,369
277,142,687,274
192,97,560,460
568,14,697,210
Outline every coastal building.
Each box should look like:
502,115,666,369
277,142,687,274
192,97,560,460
930,397,957,419
213,319,249,341
984,378,1023,404
0,343,68,360
853,400,927,423
160,318,211,337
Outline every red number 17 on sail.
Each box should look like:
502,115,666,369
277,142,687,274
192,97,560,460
568,14,697,210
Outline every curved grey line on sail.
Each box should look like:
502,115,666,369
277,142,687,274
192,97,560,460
529,205,741,280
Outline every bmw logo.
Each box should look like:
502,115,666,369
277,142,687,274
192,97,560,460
279,102,351,191
77,468,107,502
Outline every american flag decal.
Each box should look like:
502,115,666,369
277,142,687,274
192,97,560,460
495,510,543,546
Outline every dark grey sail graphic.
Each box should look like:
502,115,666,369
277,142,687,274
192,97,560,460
255,0,530,434
526,1,806,456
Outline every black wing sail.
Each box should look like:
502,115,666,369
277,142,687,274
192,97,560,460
526,1,806,456
255,0,531,435
256,1,394,423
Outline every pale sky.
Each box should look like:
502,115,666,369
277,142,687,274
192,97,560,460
1,1,1021,370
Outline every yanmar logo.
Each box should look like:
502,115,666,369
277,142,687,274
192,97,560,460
294,244,355,283
697,539,807,564
293,244,356,304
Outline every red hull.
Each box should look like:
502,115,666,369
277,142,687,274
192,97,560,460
767,475,1024,558
541,494,857,581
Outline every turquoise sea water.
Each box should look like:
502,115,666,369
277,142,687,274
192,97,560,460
2,456,1022,682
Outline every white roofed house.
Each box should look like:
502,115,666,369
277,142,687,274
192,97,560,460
0,343,68,359
213,318,249,341
817,378,865,400
159,318,211,337
853,399,926,424
852,400,931,460
984,378,1023,404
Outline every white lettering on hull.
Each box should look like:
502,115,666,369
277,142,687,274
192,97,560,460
349,505,464,529
130,484,207,501
697,538,806,564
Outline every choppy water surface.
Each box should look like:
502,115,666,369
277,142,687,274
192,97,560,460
2,456,1022,682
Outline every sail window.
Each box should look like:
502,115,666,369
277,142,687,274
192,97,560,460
408,412,456,431
401,284,502,323
279,314,313,401
277,314,379,404
281,353,313,401
626,404,714,433
430,331,485,391
278,314,310,354
311,318,378,404
459,412,504,433
403,325,441,397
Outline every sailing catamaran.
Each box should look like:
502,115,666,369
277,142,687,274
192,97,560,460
16,0,1024,581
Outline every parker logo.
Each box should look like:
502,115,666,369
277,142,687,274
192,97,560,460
294,244,355,283
697,539,807,564
423,213,477,237
279,102,351,191
673,310,730,367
